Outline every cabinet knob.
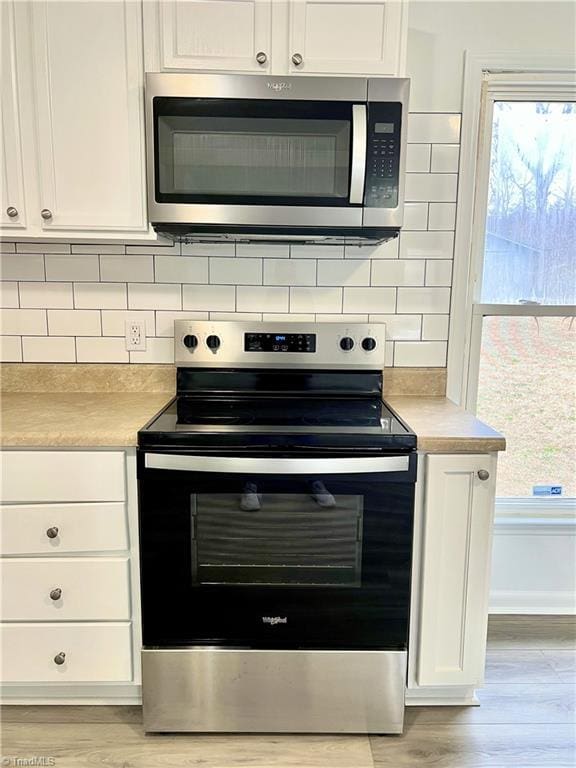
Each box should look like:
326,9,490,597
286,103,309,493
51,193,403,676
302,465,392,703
477,469,490,481
291,52,303,66
50,588,62,601
256,51,268,65
41,208,53,220
53,652,66,666
6,206,18,218
46,526,59,539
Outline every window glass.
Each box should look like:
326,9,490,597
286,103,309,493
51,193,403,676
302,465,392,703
476,316,576,500
481,102,576,305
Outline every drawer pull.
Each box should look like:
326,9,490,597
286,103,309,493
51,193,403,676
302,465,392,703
53,652,66,665
46,526,59,539
49,587,62,601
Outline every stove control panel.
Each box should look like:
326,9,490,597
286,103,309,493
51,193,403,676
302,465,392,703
175,321,386,370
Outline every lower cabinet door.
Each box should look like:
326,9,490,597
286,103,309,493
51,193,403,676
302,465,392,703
1,622,132,682
417,453,497,687
0,557,130,620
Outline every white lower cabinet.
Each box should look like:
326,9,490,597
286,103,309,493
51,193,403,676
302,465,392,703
0,449,140,698
411,453,497,696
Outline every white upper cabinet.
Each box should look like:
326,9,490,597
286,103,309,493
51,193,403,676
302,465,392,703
288,0,407,76
144,0,273,73
27,1,147,233
0,2,26,230
144,0,407,76
417,454,497,688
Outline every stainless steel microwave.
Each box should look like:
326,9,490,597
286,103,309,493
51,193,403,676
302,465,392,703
145,73,410,245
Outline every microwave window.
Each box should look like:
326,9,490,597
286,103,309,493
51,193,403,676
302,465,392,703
157,116,351,198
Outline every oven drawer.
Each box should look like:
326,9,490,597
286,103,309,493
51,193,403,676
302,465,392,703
0,502,128,555
0,622,132,682
0,451,125,503
0,558,130,621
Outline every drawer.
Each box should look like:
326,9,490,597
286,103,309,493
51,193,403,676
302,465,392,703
0,622,132,682
0,451,125,503
0,502,128,555
0,558,130,621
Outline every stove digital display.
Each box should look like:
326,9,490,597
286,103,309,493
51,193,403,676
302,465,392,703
245,332,316,353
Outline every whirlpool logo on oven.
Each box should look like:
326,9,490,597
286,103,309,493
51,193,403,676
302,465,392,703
262,616,288,625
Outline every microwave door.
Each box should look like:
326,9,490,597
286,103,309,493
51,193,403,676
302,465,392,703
349,105,367,205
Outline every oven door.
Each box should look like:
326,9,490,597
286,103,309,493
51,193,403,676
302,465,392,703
138,452,416,651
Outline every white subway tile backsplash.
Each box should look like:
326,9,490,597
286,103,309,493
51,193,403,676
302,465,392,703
385,341,394,367
0,309,47,335
405,173,457,203
19,282,73,309
345,239,398,259
1,253,45,281
397,287,450,314
183,285,235,312
428,202,456,231
210,312,262,321
406,143,431,172
237,286,289,312
431,144,460,173
76,337,128,363
100,255,154,283
290,287,342,313
343,288,396,314
74,282,127,309
129,337,174,364
155,255,208,284
422,314,450,341
237,244,290,258
425,260,453,286
394,341,447,367
291,245,344,259
210,258,262,285
182,243,234,257
403,203,428,231
71,244,125,254
0,243,16,253
155,310,209,336
16,242,70,254
408,114,461,144
316,314,368,322
45,255,99,282
264,259,316,286
128,283,181,310
371,260,425,287
101,310,155,337
126,239,179,255
262,313,315,322
0,282,19,308
400,231,454,260
368,314,422,340
317,260,370,287
47,310,101,336
22,336,76,362
0,336,22,362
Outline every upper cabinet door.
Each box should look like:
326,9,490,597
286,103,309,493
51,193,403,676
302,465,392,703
145,0,273,73
29,1,147,232
1,2,26,230
288,0,407,76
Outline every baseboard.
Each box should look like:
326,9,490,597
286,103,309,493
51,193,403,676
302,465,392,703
490,589,576,614
405,686,479,706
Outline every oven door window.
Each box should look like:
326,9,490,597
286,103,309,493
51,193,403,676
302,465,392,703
153,98,355,207
193,491,363,587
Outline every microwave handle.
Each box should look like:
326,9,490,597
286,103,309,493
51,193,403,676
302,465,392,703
349,104,367,205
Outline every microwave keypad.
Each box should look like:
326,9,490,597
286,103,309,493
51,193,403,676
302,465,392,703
365,104,401,208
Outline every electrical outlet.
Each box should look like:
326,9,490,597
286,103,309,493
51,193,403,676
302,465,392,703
125,319,147,351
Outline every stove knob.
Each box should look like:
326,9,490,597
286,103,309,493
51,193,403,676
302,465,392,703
183,334,198,350
339,336,354,351
206,334,221,351
362,337,377,351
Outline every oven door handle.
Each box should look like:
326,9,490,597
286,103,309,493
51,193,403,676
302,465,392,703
144,453,409,474
349,104,367,205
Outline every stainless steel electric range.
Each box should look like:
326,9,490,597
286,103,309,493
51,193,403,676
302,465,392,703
138,321,416,734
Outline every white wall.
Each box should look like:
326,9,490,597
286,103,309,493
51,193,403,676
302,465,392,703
407,1,576,112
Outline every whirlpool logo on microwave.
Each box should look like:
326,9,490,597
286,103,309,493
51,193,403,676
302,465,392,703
262,616,288,625
266,81,292,92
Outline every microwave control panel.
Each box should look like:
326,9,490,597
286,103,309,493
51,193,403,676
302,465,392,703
364,103,403,208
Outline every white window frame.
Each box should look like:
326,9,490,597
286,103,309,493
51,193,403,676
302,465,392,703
447,54,576,518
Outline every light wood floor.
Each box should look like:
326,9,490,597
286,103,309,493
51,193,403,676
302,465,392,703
1,616,575,767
